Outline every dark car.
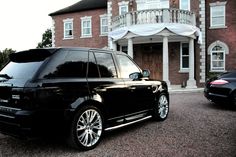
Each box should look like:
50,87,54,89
0,47,169,150
204,71,236,105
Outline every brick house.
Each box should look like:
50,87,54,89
49,0,236,88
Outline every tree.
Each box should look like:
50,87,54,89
37,29,52,48
0,48,16,69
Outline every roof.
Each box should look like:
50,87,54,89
49,0,107,16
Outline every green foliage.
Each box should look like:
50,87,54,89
0,48,16,69
37,29,52,48
206,72,222,80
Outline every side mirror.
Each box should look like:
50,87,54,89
129,72,142,80
142,69,150,78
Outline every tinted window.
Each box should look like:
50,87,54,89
116,54,140,78
94,52,117,78
87,52,99,78
40,50,88,78
0,61,43,79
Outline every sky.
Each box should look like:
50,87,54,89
0,0,79,51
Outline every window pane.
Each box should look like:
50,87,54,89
212,52,223,60
182,43,189,55
182,57,189,68
40,50,88,78
212,6,224,16
180,0,189,10
88,52,99,78
116,55,140,78
94,52,117,78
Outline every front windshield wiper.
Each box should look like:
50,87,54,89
0,74,13,79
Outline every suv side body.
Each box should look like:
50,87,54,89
0,47,169,150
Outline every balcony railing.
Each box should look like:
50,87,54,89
112,8,196,30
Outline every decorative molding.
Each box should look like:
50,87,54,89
207,40,229,54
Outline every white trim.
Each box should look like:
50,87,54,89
210,2,227,28
63,18,73,39
118,1,129,15
208,41,229,72
81,16,92,38
207,40,229,55
180,42,190,72
100,14,108,36
180,0,190,11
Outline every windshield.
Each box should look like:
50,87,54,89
0,61,43,79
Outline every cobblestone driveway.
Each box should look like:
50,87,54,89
0,92,235,157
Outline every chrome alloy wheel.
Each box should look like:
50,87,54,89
76,109,103,147
158,95,169,119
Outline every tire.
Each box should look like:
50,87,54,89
67,105,104,150
152,93,169,121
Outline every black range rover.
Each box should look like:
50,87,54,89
0,47,169,150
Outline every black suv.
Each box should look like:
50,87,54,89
0,47,169,150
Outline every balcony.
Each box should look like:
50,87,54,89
112,8,196,30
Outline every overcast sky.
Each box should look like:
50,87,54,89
0,0,79,51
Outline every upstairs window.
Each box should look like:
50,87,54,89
136,0,169,10
63,19,73,39
81,16,92,38
210,2,227,29
180,0,190,11
118,1,129,15
100,14,108,35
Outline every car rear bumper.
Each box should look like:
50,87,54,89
0,108,35,138
204,88,231,103
0,106,67,138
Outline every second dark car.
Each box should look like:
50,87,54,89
204,71,236,105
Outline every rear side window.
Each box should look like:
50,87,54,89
94,52,117,78
0,49,54,79
40,50,88,78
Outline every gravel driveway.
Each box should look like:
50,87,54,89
0,92,235,157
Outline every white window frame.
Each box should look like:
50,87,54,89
81,16,92,38
208,41,229,72
180,42,189,73
180,0,190,11
210,2,227,29
136,0,169,10
63,18,73,39
100,14,108,36
118,1,129,15
211,49,225,72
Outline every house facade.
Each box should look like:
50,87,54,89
49,0,236,88
206,0,236,77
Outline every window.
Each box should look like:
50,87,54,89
118,1,129,15
180,0,190,11
116,54,141,78
180,43,189,71
40,50,88,78
94,52,117,78
211,46,225,71
136,0,169,10
208,41,229,72
100,15,108,35
81,17,92,37
63,19,73,39
210,2,227,28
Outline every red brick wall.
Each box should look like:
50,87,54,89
51,8,108,48
206,0,236,72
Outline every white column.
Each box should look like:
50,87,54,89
128,38,133,58
110,40,117,51
162,36,170,87
186,38,197,88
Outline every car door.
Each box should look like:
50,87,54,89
115,54,154,115
86,51,128,121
